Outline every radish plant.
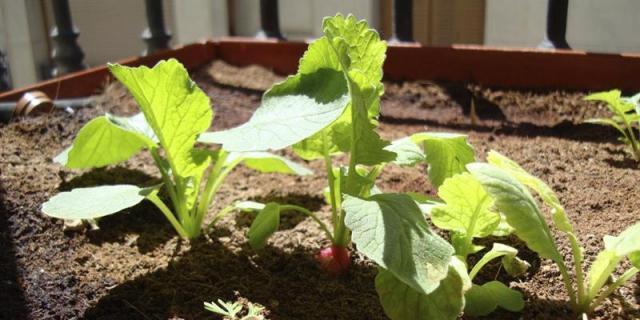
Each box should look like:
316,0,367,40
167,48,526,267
468,151,640,316
585,89,640,161
42,59,312,239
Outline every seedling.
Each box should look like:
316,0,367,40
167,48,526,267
204,299,265,320
372,135,528,318
42,59,311,239
585,90,640,161
468,151,640,316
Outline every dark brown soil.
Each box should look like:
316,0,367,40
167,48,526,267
1,61,638,320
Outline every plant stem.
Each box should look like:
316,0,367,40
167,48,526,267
280,204,334,242
146,191,189,238
322,132,339,233
567,232,587,309
196,151,230,227
557,260,578,310
206,204,237,229
588,267,639,314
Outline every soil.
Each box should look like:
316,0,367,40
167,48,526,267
1,60,639,320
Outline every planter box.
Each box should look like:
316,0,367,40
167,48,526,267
2,38,640,102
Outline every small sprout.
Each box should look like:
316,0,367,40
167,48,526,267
204,299,265,320
585,90,640,162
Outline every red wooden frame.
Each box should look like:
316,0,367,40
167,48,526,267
1,38,640,102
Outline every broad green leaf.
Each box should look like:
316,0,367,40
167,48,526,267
247,203,280,250
469,243,530,280
412,132,475,188
464,281,524,316
42,185,147,219
406,192,442,216
603,221,640,256
347,70,395,166
486,151,573,233
630,252,640,268
109,59,212,179
467,163,563,264
225,152,312,176
55,113,156,168
199,69,350,152
385,136,425,166
343,193,454,295
375,258,468,320
431,173,499,243
293,14,394,165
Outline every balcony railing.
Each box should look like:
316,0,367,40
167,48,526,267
0,0,574,93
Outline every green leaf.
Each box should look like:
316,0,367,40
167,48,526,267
375,258,469,320
585,90,634,113
411,132,475,188
343,193,454,295
467,163,563,263
385,137,425,166
464,281,524,316
486,151,573,233
234,201,266,212
492,213,514,237
247,203,280,250
431,173,499,243
293,14,395,165
469,243,530,280
225,152,312,176
199,69,350,152
587,222,640,299
42,185,147,219
55,113,156,168
109,59,213,179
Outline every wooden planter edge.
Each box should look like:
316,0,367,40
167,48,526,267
1,38,640,102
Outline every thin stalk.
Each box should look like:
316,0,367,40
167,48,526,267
206,204,237,229
557,260,578,309
588,267,639,314
150,148,179,212
281,204,334,242
146,191,189,238
567,232,587,309
196,151,230,225
619,113,640,160
322,132,339,231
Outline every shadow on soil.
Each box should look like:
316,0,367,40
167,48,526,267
83,235,383,320
0,182,30,318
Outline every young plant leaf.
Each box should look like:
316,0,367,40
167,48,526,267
464,281,524,316
109,59,213,179
486,151,573,233
55,113,156,168
343,193,454,295
467,163,563,264
375,258,469,320
431,173,500,255
42,185,148,220
226,152,313,175
586,222,640,300
469,243,530,280
292,15,395,164
248,203,281,250
385,136,425,166
199,69,350,152
412,132,475,188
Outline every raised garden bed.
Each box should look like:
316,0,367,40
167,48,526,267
2,29,640,319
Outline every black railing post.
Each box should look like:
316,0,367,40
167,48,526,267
142,0,172,55
0,50,10,91
390,0,413,42
50,0,86,77
256,0,284,39
539,0,571,49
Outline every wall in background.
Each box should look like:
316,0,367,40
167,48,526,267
485,0,640,53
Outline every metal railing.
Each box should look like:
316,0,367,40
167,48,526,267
0,0,572,92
